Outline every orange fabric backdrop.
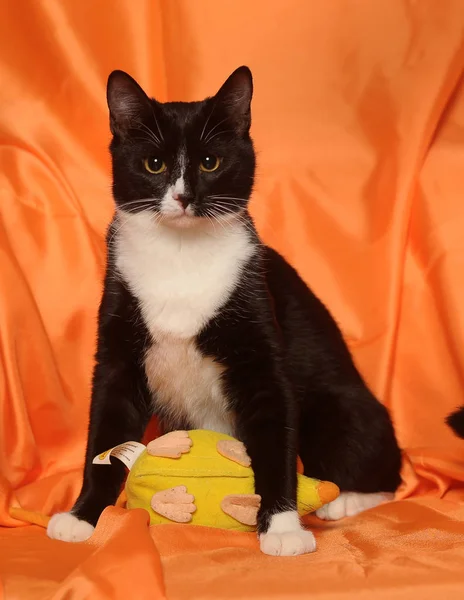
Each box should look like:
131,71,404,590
1,0,464,598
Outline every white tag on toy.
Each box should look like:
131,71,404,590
92,441,146,470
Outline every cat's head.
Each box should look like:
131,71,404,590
107,67,255,229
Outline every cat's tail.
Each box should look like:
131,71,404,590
446,406,464,439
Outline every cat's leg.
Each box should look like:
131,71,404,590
47,277,152,542
236,400,316,556
298,386,402,521
227,364,316,557
47,357,151,542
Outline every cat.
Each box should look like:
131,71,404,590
47,66,402,556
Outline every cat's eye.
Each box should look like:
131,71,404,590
199,155,221,173
144,157,167,174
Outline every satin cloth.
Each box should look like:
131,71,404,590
1,1,464,598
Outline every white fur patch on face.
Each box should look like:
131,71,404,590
160,175,186,217
160,149,188,219
260,510,316,556
315,491,394,521
47,512,95,542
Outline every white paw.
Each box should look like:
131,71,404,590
315,491,394,521
260,529,316,556
47,512,95,542
259,510,316,557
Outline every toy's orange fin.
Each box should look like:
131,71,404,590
9,507,50,528
317,481,340,506
116,489,127,507
147,430,192,458
217,440,251,467
221,494,261,526
150,485,196,523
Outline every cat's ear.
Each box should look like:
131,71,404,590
107,70,151,136
215,66,253,134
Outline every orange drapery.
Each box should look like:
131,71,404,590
1,1,464,598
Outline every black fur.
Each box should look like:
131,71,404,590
446,407,464,438
71,67,402,534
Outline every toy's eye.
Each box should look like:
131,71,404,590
199,155,221,172
144,157,166,174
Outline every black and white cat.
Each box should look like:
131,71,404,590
47,67,402,556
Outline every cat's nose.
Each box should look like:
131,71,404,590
174,194,191,210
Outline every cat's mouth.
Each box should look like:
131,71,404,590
161,210,204,230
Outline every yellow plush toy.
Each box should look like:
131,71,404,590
10,429,339,533
100,429,340,532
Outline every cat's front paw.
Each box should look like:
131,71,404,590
260,529,316,556
47,512,94,542
259,510,316,556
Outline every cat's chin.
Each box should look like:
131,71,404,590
161,213,205,230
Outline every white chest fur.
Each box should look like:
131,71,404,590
115,212,254,338
144,335,235,434
114,212,254,432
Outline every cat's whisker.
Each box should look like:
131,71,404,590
200,99,219,141
135,121,161,147
206,202,250,220
140,121,161,145
208,196,248,203
203,117,230,144
203,211,219,234
108,202,158,246
150,107,165,143
204,129,234,144
131,135,162,147
210,198,241,205
203,117,228,141
122,198,157,208
205,207,255,236
208,202,252,219
212,207,253,223
107,213,132,246
206,198,244,209
211,209,257,238
123,205,153,215
148,212,164,228
203,208,229,234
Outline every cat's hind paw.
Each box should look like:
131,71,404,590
315,491,394,521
